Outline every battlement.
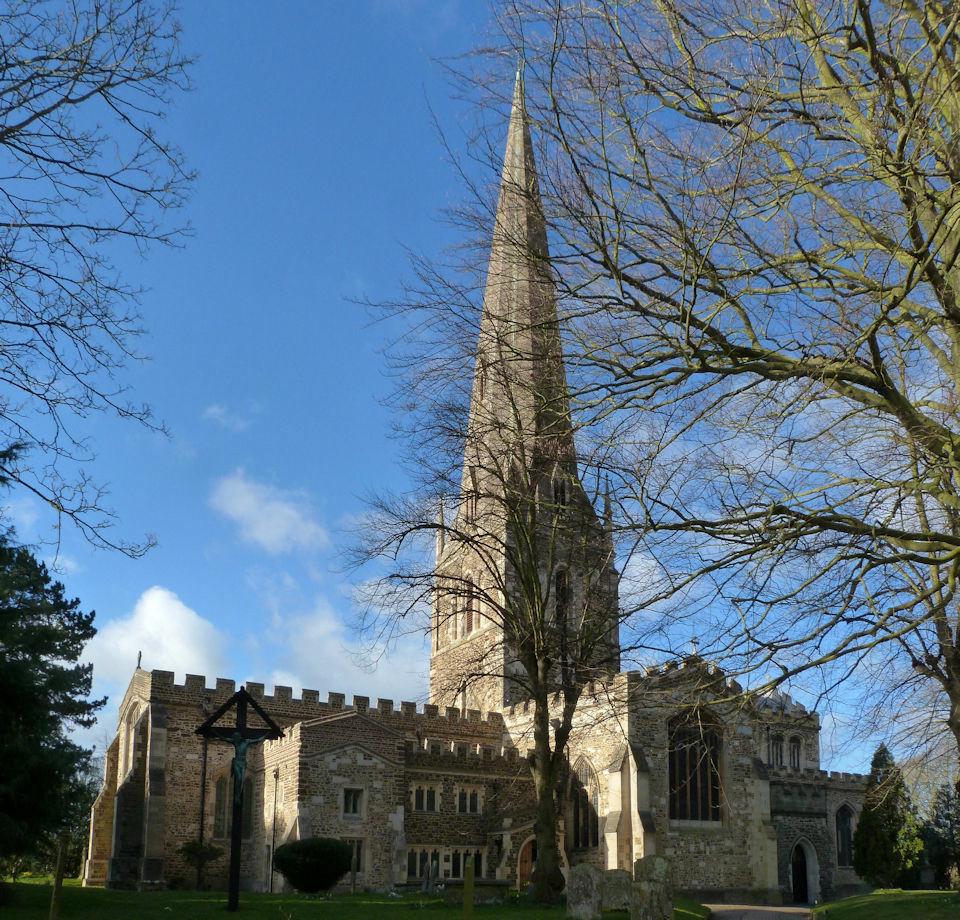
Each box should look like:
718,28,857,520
406,742,529,775
146,670,505,731
766,765,866,785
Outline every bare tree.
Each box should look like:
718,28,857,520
479,0,960,766
0,0,193,554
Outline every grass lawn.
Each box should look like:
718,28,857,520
1,881,709,919
813,888,960,919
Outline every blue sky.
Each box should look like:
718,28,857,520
4,1,496,746
4,1,881,773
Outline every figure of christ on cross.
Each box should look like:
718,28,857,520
197,687,283,911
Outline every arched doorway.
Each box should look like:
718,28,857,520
517,837,537,889
790,838,820,904
791,845,807,902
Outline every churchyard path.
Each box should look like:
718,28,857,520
704,905,811,920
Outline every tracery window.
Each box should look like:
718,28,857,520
789,736,802,769
836,805,854,867
570,758,600,848
668,717,722,822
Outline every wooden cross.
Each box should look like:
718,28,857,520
197,687,283,911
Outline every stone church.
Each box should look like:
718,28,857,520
83,73,867,906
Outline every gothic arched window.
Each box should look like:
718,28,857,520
570,758,600,848
789,736,802,769
213,775,229,838
768,733,784,767
836,805,854,867
669,716,722,822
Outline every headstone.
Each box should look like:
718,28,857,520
631,855,673,920
566,863,602,920
601,868,633,911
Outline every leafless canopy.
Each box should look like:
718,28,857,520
0,0,193,554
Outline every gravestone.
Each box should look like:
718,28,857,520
566,863,602,920
601,868,633,911
631,855,673,920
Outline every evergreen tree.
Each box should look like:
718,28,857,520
0,536,103,860
928,782,960,887
853,745,924,887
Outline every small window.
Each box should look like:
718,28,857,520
789,737,802,769
456,786,481,814
343,788,363,817
345,838,363,873
426,787,436,811
553,477,568,509
415,787,424,810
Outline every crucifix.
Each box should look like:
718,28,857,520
196,686,283,911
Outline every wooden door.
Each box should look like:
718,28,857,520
517,838,536,888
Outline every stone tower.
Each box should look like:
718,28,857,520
428,71,620,711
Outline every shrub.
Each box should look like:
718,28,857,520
273,838,352,893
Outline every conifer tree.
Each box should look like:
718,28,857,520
853,745,924,887
928,783,960,888
0,535,103,860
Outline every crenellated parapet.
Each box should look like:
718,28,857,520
144,669,505,737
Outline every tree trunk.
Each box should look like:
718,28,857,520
530,684,565,904
48,833,68,920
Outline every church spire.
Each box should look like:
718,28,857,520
465,67,574,476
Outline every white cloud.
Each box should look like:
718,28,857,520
85,586,228,686
202,403,253,433
263,595,428,703
210,469,329,555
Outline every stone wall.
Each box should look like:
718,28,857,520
82,736,119,886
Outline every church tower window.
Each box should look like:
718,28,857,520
570,758,600,848
553,477,568,510
555,570,569,629
768,733,784,768
668,717,722,822
465,578,476,634
789,736,802,769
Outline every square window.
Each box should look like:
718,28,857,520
343,788,363,817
